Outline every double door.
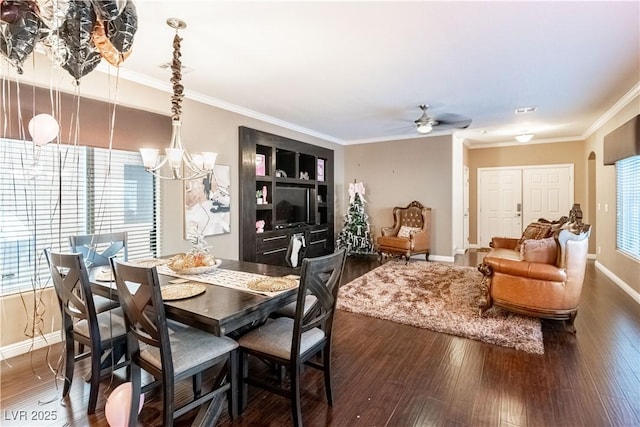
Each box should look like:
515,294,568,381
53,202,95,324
478,165,573,247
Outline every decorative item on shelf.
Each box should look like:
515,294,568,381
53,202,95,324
317,195,323,203
299,171,309,180
256,154,266,176
138,18,217,181
317,159,325,181
256,220,265,233
275,169,287,178
262,185,268,203
256,190,263,205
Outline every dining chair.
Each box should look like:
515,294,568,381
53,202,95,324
238,249,347,427
110,258,239,427
69,231,128,313
44,248,128,415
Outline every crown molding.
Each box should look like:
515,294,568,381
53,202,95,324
583,81,640,139
465,135,584,150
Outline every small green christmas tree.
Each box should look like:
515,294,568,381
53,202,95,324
337,183,374,255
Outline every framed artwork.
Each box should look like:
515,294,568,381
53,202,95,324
317,158,325,182
256,154,266,176
184,164,231,238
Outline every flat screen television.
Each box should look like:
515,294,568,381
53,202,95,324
275,186,313,227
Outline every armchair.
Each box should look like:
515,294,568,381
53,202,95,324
478,205,591,332
376,201,431,262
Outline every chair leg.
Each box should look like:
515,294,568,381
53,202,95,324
322,347,334,405
87,345,102,414
566,311,578,334
228,350,239,420
62,334,75,398
290,362,303,427
162,371,175,427
128,363,142,427
240,351,249,413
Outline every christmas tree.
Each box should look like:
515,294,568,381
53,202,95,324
337,182,374,255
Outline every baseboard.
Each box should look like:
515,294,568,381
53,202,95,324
0,331,62,361
587,253,597,260
468,243,481,249
595,261,640,304
424,254,455,263
455,248,467,255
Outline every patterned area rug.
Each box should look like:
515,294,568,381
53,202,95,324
337,260,544,354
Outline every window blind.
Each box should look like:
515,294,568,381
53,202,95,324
616,155,640,260
0,139,160,295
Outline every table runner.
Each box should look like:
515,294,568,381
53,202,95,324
155,264,297,296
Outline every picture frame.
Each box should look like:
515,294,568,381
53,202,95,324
256,154,266,176
184,164,231,238
317,158,325,182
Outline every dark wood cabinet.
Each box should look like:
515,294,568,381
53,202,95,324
239,127,334,267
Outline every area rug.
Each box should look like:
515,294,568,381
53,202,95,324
336,260,544,354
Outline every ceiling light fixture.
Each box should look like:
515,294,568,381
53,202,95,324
415,105,436,134
139,18,217,180
515,132,535,143
515,106,537,114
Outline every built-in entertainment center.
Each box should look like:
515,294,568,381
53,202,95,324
239,126,334,267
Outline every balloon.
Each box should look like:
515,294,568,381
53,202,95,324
105,0,136,54
91,0,127,22
28,114,59,146
59,0,101,81
0,1,42,74
105,382,145,427
34,0,70,29
93,18,130,66
40,32,69,66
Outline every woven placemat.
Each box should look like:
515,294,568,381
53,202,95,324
247,277,298,292
161,282,206,300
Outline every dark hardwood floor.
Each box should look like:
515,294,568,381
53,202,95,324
1,251,639,426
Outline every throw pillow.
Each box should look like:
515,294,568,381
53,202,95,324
397,225,421,238
514,222,553,251
520,237,558,265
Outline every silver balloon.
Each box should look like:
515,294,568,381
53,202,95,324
35,0,70,29
40,32,69,66
91,0,127,22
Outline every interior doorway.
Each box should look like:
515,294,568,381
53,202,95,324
478,164,574,247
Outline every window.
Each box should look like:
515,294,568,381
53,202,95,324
0,139,160,295
616,155,640,260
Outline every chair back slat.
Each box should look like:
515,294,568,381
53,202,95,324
69,232,128,268
292,250,347,354
44,249,97,328
110,259,168,353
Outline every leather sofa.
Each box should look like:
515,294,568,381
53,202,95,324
478,205,591,332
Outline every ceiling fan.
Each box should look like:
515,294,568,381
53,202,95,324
414,104,472,134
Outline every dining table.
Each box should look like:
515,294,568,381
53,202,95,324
89,257,300,425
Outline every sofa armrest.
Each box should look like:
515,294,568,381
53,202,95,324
490,237,520,249
380,226,397,237
483,256,568,282
410,230,428,250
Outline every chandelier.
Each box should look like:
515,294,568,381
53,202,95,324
139,18,217,180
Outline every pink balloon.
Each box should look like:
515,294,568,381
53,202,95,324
105,382,145,427
28,114,59,146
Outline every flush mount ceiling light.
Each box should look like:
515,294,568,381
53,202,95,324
139,18,217,180
515,106,537,114
515,132,535,143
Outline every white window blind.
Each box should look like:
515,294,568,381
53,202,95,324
616,155,640,260
0,139,160,295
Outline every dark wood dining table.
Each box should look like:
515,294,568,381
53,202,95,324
90,258,299,336
89,258,299,425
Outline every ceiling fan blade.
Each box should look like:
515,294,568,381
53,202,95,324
432,113,472,130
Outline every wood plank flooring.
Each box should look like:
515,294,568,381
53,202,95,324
1,251,639,426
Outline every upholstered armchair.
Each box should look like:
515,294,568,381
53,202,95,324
376,201,431,262
478,205,591,332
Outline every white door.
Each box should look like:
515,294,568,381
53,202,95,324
522,166,573,225
463,166,470,250
478,169,522,247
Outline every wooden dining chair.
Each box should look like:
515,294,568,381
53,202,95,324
69,231,128,313
69,231,128,268
110,258,239,427
238,249,347,427
44,249,128,415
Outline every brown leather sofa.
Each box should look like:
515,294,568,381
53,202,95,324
478,205,590,332
376,201,431,262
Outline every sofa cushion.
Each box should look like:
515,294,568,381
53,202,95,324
520,236,558,265
514,222,553,251
397,225,421,238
